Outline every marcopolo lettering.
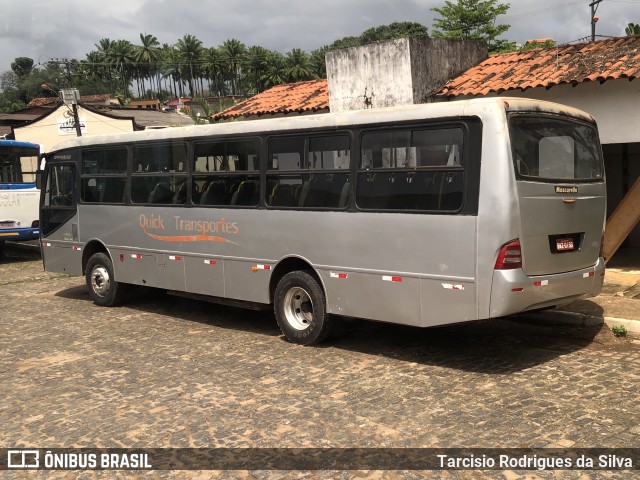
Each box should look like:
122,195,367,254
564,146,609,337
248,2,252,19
555,186,578,194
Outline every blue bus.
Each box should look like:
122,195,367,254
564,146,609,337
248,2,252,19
0,140,41,252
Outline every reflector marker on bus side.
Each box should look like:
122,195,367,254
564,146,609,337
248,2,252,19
533,280,549,287
169,255,182,261
511,288,524,292
203,259,217,266
131,254,143,259
330,272,348,279
442,283,464,290
252,264,271,272
43,242,51,247
382,275,402,283
583,272,595,278
73,246,81,251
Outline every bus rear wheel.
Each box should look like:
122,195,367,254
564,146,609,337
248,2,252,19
86,252,123,307
274,270,333,345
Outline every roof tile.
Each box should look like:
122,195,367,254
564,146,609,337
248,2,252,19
214,80,329,120
440,36,640,97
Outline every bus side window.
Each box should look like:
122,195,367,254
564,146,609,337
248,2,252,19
357,126,464,212
267,135,351,209
193,139,260,207
132,142,187,205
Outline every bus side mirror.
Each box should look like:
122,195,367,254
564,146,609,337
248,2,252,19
36,170,44,190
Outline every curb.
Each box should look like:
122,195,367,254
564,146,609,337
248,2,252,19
603,316,640,335
517,310,640,335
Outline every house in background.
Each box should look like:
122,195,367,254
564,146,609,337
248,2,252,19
213,36,640,255
8,95,195,151
13,103,137,152
129,98,161,110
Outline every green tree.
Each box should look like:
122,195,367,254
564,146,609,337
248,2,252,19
359,22,429,43
135,33,161,97
309,47,328,78
285,48,314,82
94,38,117,91
243,46,271,94
160,45,184,98
106,39,136,99
10,57,34,79
221,39,247,96
626,23,640,36
176,34,204,97
263,51,287,89
328,22,429,51
203,47,225,96
431,0,511,53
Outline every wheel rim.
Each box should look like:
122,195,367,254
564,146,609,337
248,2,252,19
91,265,111,298
283,286,314,331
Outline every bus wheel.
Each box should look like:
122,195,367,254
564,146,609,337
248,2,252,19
274,270,333,345
86,252,122,307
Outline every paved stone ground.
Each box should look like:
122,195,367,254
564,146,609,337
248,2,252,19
1,244,638,479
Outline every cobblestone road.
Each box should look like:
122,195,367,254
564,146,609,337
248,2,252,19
1,244,638,479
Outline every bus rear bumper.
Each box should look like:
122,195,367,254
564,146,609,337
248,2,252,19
489,258,605,318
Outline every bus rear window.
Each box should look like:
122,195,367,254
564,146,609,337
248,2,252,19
509,116,603,181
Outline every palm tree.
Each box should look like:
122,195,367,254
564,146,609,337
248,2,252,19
83,51,106,84
244,46,270,94
94,38,117,91
285,48,314,82
176,34,203,98
263,51,288,89
221,38,246,95
135,33,161,97
203,47,225,96
105,39,135,99
160,45,183,98
309,47,328,78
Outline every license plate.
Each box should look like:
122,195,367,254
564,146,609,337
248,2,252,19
0,221,16,229
556,238,574,251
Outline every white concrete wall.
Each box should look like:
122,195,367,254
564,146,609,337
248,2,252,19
326,38,415,112
14,105,135,152
326,38,487,113
456,80,640,145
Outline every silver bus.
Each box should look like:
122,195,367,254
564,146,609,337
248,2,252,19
39,98,606,344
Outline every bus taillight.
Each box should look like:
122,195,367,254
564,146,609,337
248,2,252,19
495,240,522,270
31,220,39,228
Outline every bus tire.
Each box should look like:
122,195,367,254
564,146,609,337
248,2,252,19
85,252,123,307
274,270,333,345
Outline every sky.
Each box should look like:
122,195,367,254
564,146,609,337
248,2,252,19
0,0,638,76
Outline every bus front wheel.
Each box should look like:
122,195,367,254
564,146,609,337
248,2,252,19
86,252,123,307
274,270,333,345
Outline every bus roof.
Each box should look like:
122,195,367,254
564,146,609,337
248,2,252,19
47,97,596,153
0,139,40,149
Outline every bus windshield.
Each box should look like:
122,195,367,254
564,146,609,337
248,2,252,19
509,115,603,182
0,144,39,184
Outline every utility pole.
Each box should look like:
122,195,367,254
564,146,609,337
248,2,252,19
62,61,82,137
590,0,603,41
45,59,82,137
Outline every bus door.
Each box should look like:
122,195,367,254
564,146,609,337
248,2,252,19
41,162,82,275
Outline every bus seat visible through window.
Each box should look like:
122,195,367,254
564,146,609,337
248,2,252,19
148,182,172,204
